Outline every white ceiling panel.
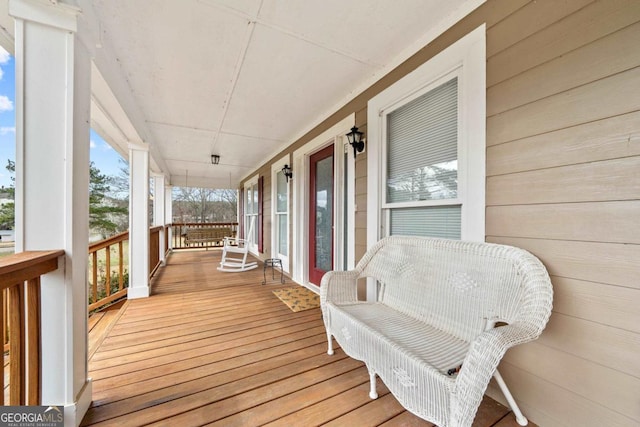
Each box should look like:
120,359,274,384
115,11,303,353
69,0,483,189
221,23,371,142
93,0,248,130
257,0,470,66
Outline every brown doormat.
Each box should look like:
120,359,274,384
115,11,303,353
272,286,320,312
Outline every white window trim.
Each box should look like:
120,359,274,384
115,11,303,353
292,114,355,289
271,156,291,273
367,24,486,250
244,174,259,255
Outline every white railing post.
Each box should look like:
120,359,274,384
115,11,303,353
165,185,173,251
128,143,150,299
152,174,167,265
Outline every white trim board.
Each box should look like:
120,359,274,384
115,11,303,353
292,114,355,285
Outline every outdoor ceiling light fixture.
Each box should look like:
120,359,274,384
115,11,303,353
211,154,220,165
346,126,365,157
282,164,293,182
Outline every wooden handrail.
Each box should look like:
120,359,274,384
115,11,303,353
88,231,129,253
0,250,64,406
0,250,64,288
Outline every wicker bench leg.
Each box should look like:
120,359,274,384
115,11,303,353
326,331,334,355
368,367,378,399
494,370,528,426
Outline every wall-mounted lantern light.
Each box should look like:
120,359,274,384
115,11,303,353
282,164,293,182
346,126,365,157
211,154,220,165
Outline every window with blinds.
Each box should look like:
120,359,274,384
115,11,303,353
384,75,461,239
275,170,288,257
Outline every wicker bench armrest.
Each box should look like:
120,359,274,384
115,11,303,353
451,322,536,426
320,270,360,305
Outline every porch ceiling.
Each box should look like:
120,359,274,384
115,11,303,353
2,0,481,189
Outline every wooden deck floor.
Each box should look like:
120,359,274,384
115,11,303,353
81,250,531,427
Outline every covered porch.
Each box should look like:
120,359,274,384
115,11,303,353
82,249,528,427
0,0,638,426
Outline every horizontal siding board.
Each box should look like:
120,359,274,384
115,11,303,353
487,0,640,86
486,201,640,244
486,0,593,57
487,110,640,174
490,362,640,427
355,176,367,195
486,237,640,290
488,20,640,116
503,342,640,420
488,66,640,145
551,276,640,333
539,313,640,378
486,157,640,205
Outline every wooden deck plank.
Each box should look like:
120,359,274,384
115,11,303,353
82,250,535,427
323,393,407,426
263,382,393,427
88,308,125,359
92,309,313,359
205,368,370,426
90,311,320,367
84,345,347,424
91,327,327,392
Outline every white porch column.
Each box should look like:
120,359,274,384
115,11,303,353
128,143,150,299
10,0,92,424
152,174,166,264
165,185,173,250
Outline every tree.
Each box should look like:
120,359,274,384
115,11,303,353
90,162,127,238
107,158,129,232
172,187,237,223
0,160,15,230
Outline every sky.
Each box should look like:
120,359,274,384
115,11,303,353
0,46,125,190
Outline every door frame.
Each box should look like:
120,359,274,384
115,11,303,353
292,114,355,290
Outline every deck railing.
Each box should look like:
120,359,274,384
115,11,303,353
88,225,170,311
88,231,129,312
0,250,65,405
149,226,162,277
171,222,238,250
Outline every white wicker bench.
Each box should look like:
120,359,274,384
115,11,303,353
320,236,553,427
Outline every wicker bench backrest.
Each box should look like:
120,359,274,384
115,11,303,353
359,236,551,343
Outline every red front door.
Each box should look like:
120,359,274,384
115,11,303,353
309,145,334,286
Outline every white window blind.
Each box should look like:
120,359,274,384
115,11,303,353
386,77,458,203
390,206,461,239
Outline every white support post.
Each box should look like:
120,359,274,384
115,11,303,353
10,0,92,424
152,174,166,264
128,143,150,299
165,185,173,250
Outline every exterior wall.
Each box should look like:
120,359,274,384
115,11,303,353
484,1,640,425
240,1,640,425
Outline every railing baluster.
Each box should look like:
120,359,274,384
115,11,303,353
92,251,98,304
118,241,124,291
8,283,25,405
3,289,7,352
26,278,40,405
105,246,111,297
0,288,4,405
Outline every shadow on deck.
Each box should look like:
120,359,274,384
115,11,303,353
81,249,532,427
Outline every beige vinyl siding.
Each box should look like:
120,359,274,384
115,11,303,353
484,0,640,425
239,1,640,425
354,109,368,263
